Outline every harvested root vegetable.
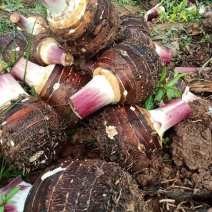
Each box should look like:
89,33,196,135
0,32,30,71
0,74,67,172
24,159,146,211
10,12,48,35
117,15,153,47
88,98,192,173
70,43,161,118
116,15,179,64
30,34,74,66
41,0,119,57
0,31,73,67
10,58,91,125
0,176,32,212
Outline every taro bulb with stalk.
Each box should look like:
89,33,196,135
24,159,146,211
88,96,193,174
10,58,91,126
0,32,74,67
40,0,119,57
70,43,162,118
116,15,178,65
0,74,67,172
1,12,74,67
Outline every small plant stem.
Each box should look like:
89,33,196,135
10,13,47,35
199,57,212,72
174,66,212,73
41,0,67,17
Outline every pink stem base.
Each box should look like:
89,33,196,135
69,75,115,119
174,67,212,73
154,43,173,64
149,98,192,137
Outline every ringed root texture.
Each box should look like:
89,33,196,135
0,96,67,172
24,159,146,211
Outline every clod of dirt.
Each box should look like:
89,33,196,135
171,98,212,171
203,10,212,33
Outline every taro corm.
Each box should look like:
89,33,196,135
0,73,66,172
87,92,195,173
70,43,161,118
10,58,91,125
24,159,146,211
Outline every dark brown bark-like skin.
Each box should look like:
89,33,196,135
0,95,66,172
116,15,154,48
0,31,30,65
39,65,91,126
0,32,58,67
52,0,120,57
95,43,161,103
89,105,160,174
24,159,145,211
29,33,53,66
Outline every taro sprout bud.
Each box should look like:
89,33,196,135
144,5,165,21
10,12,48,35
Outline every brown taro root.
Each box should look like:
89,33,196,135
0,31,30,71
0,31,74,68
88,98,192,174
10,58,91,126
24,159,146,211
70,43,161,118
0,74,67,172
116,15,154,48
40,0,120,57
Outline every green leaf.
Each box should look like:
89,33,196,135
0,194,6,204
154,89,165,102
144,95,154,110
180,11,188,22
159,67,167,83
166,73,185,87
0,206,4,212
6,199,16,204
166,87,182,101
30,86,36,96
5,186,20,201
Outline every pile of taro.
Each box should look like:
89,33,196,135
0,0,211,211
